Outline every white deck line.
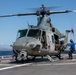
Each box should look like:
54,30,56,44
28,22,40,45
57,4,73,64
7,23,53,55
0,63,32,71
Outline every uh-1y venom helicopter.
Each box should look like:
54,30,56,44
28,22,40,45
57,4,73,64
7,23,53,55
0,5,74,62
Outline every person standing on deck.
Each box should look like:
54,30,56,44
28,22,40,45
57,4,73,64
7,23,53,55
67,39,75,59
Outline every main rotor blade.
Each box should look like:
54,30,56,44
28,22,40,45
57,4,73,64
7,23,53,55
0,12,36,18
72,10,76,12
49,10,72,14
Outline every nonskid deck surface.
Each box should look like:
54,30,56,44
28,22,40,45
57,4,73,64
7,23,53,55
0,54,76,75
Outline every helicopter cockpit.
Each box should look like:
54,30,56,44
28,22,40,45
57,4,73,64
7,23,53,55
17,28,41,39
16,28,47,48
27,29,41,39
17,29,28,38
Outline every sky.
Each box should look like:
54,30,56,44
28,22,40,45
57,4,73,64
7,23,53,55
0,0,76,46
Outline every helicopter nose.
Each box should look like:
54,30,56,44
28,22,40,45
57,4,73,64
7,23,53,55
24,40,42,51
12,37,42,51
13,41,41,51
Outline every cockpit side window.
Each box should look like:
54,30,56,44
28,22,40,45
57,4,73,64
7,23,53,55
54,34,59,44
52,35,54,43
17,29,27,38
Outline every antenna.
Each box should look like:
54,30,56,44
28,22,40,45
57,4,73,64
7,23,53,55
27,21,30,28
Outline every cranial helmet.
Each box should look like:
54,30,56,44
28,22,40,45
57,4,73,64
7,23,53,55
70,39,73,42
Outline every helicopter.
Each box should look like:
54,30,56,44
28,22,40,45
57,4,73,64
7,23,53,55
0,5,74,62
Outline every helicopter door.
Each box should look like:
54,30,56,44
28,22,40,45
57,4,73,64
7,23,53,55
46,32,55,51
41,31,47,49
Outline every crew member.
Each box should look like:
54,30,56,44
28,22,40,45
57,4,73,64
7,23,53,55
67,39,75,59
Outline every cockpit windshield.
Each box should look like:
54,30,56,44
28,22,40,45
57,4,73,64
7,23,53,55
17,29,28,38
27,29,41,37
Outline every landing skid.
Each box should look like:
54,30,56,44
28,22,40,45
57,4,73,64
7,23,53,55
47,55,55,62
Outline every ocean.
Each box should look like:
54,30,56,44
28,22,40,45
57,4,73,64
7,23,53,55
0,51,14,56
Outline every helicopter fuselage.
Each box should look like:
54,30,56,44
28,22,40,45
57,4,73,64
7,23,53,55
11,16,68,62
12,27,60,61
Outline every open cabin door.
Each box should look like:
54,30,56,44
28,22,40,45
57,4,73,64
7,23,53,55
46,32,55,51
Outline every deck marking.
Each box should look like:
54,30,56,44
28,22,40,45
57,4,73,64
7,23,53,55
35,61,76,66
0,64,12,66
54,62,76,65
0,63,32,71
